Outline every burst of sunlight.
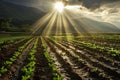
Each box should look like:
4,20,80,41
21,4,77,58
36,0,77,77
55,2,64,13
31,1,120,37
31,4,89,36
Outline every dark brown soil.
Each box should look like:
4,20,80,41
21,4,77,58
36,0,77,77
0,38,30,68
33,38,53,80
0,38,34,80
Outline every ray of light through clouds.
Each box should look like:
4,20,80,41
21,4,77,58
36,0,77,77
64,1,120,29
99,1,120,28
80,1,120,29
31,0,120,36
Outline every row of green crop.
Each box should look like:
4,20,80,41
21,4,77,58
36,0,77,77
41,38,62,80
0,38,33,77
73,40,120,56
21,38,38,80
0,36,31,52
0,36,29,44
49,36,120,56
50,39,112,80
75,35,120,40
74,37,120,48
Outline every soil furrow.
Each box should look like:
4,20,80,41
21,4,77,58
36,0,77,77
45,38,82,80
0,38,35,80
47,38,110,80
33,38,53,80
57,40,120,80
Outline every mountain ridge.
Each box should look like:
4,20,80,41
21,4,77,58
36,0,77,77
0,0,45,25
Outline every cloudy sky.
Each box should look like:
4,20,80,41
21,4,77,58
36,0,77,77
3,0,120,13
3,0,120,9
3,0,120,28
79,0,119,9
79,0,120,28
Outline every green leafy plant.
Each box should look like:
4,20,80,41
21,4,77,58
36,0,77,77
73,40,120,56
0,38,33,77
21,38,38,80
0,67,7,77
41,38,62,80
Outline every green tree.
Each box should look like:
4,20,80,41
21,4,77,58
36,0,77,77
1,21,10,31
0,18,12,31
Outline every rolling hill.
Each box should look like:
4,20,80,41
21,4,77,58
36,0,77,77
0,0,119,33
74,18,120,33
0,0,45,25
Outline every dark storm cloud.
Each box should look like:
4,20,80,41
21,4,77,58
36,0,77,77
78,0,120,9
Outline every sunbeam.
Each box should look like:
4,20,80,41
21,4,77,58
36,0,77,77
42,10,58,36
31,10,56,35
31,1,120,36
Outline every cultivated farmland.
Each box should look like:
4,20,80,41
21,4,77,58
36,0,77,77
0,35,120,80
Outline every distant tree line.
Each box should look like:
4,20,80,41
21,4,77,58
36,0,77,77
0,17,11,31
0,17,31,32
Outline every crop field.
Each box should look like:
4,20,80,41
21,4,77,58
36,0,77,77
0,34,120,80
